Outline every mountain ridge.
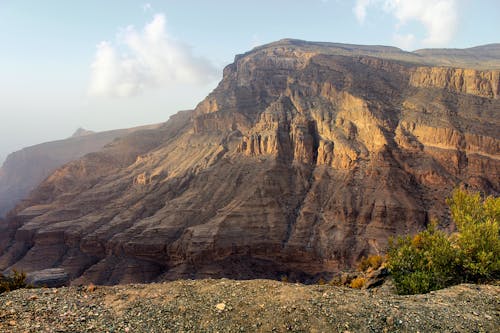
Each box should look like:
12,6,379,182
0,123,162,217
240,39,500,69
0,40,498,284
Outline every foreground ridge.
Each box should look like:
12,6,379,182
0,280,498,332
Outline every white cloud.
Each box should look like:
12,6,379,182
142,3,152,12
353,0,459,48
88,14,218,97
353,0,373,23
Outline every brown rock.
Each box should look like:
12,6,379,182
0,40,498,284
364,267,389,289
26,268,69,288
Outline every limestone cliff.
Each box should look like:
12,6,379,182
0,40,498,284
409,67,500,98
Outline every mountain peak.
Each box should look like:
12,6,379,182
71,127,95,138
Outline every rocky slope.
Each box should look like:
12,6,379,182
0,40,498,284
0,280,498,332
0,124,160,217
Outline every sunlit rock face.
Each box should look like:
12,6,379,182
1,40,498,284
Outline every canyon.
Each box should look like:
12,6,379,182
0,40,498,284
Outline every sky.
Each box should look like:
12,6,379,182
0,0,498,164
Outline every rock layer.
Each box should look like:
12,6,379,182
0,40,499,284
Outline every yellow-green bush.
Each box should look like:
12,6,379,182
387,189,500,295
447,189,500,282
349,277,366,289
0,270,27,294
358,254,384,272
387,222,459,294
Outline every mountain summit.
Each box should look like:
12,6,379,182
0,41,498,284
71,128,95,138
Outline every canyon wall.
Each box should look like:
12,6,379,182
0,41,498,284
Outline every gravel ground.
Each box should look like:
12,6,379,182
0,279,498,332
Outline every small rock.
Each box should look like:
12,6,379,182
216,303,226,311
8,320,16,326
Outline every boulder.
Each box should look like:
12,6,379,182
26,268,69,288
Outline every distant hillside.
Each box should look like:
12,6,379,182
0,123,161,217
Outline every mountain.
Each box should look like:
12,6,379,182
71,127,95,138
0,40,498,284
0,124,161,217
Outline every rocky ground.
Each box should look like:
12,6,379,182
0,279,498,332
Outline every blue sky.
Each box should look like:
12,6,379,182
0,0,498,164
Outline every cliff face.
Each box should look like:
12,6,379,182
0,124,161,218
409,67,500,98
0,41,498,284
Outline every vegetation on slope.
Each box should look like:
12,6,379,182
0,270,27,294
388,189,500,295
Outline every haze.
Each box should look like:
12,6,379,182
1,0,499,164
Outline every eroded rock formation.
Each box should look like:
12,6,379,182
0,40,498,284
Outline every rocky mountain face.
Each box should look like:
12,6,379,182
0,40,498,284
0,125,160,217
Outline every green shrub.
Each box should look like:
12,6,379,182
0,270,27,294
447,189,500,282
387,222,458,294
388,189,500,295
